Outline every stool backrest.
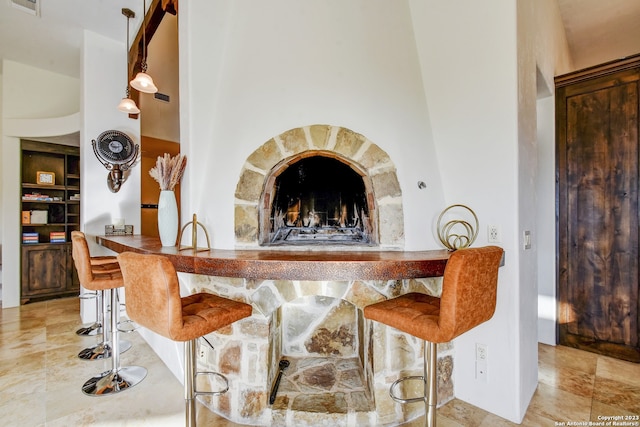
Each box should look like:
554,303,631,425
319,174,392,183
438,245,503,341
71,231,93,284
117,252,183,339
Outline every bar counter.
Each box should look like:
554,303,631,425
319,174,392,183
96,235,451,281
95,234,453,424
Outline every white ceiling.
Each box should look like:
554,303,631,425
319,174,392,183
0,0,639,79
0,0,146,78
556,0,640,70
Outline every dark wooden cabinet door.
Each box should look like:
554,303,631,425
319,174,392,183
21,244,68,300
557,58,640,362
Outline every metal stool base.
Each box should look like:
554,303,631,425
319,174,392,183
76,322,101,336
185,339,230,427
389,341,437,427
76,291,101,336
82,366,147,396
77,340,132,361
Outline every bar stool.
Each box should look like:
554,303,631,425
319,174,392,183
117,252,253,427
76,255,117,336
70,232,146,395
72,232,131,360
363,245,503,427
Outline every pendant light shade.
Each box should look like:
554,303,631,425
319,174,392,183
119,8,140,114
118,93,141,114
130,69,158,93
130,0,158,94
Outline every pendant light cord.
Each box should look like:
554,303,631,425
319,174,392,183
126,12,131,94
141,0,148,73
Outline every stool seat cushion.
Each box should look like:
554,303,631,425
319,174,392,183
364,246,503,343
365,292,443,341
117,252,253,342
178,293,252,341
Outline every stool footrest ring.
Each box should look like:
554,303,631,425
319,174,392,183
389,375,426,404
194,371,229,396
78,291,98,300
117,318,139,333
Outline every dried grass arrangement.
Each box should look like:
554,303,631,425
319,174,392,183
149,153,187,191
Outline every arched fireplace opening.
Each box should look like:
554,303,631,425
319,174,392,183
260,151,378,246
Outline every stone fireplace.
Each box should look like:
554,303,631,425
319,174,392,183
188,125,453,426
234,125,404,249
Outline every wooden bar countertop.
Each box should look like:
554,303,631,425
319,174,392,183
97,235,451,281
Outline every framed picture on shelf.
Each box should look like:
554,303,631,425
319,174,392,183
36,171,55,185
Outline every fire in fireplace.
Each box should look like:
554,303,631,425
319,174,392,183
235,125,404,249
267,155,373,245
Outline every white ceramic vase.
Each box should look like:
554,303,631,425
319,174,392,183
158,190,178,246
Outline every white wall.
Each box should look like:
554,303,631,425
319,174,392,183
408,0,568,422
410,0,523,422
532,0,573,347
0,72,3,260
79,31,142,322
180,0,445,250
517,0,542,417
81,31,141,242
537,95,556,345
1,60,80,308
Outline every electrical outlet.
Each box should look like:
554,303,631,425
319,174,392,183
487,225,501,243
199,347,206,359
476,343,488,382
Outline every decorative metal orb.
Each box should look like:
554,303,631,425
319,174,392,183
436,204,479,251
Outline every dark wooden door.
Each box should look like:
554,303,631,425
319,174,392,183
556,57,640,362
21,244,68,301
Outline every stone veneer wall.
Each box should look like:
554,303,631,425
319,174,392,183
234,125,405,249
188,274,454,426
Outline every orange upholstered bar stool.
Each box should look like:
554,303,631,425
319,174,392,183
364,245,503,427
75,254,120,337
71,231,146,395
117,252,253,427
72,231,130,359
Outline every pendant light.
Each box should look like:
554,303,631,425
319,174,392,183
130,0,158,94
118,8,140,114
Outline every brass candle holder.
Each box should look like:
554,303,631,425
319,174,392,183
177,213,211,253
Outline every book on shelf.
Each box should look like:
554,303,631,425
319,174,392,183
49,231,66,243
69,193,80,201
22,232,39,244
22,192,57,201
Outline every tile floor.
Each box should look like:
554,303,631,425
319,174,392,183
0,297,639,426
